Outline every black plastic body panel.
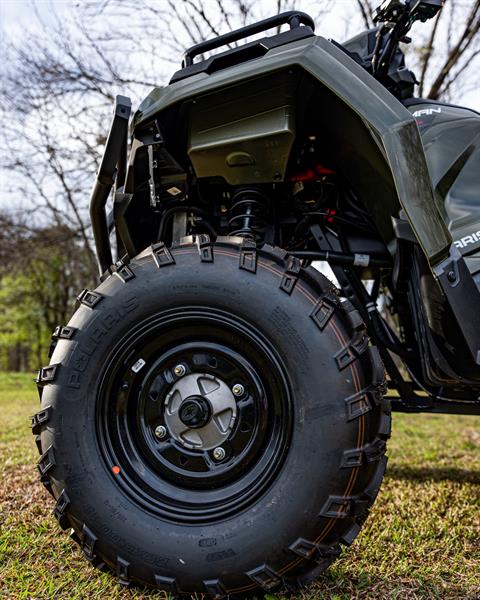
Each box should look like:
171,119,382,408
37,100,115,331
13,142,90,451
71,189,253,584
406,99,480,282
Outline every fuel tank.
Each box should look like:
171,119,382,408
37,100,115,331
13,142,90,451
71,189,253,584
406,99,480,287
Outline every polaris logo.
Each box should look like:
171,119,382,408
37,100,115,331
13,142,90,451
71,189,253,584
454,231,480,249
412,107,442,117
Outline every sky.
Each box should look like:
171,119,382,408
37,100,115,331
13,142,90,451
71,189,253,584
1,0,478,110
0,0,480,111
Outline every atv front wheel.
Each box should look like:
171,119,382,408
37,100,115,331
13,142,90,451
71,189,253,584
33,237,390,597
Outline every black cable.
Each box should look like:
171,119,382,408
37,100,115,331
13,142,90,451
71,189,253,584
291,250,391,268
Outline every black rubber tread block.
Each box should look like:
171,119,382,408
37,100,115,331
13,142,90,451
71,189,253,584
343,305,373,355
363,455,388,504
364,437,387,463
203,578,227,599
345,388,373,421
320,495,354,518
34,435,42,455
39,475,53,495
340,447,364,468
310,291,340,330
89,555,109,572
77,289,103,308
288,537,318,559
151,242,175,268
343,303,365,329
280,255,302,295
239,239,257,273
334,344,358,370
366,348,388,409
260,243,288,261
246,564,282,591
53,489,71,530
378,403,392,438
112,260,135,282
37,445,56,477
116,557,131,586
317,544,342,559
341,437,387,468
339,522,362,546
196,234,214,262
52,325,76,340
214,235,245,247
31,405,52,435
48,326,76,358
69,529,81,544
36,364,59,386
369,346,386,386
172,235,195,248
350,330,370,356
154,574,178,594
37,445,55,495
334,333,369,371
81,524,97,561
348,460,389,535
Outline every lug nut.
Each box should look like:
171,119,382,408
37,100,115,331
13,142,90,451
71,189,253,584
154,425,167,439
174,364,187,377
213,447,226,461
232,383,245,397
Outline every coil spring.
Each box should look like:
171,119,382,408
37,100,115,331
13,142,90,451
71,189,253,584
228,187,269,240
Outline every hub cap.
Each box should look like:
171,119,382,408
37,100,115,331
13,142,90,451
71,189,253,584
164,373,237,449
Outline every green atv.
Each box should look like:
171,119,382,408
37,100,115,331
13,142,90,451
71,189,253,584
33,0,480,596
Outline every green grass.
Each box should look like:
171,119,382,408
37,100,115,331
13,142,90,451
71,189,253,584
1,372,479,599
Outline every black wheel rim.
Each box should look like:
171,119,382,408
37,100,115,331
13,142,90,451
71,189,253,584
96,307,293,524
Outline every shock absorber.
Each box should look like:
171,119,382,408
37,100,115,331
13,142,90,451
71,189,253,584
228,187,269,240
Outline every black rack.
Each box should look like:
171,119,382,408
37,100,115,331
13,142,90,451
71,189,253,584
170,11,315,84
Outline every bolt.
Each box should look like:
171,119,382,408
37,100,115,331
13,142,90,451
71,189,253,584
174,364,187,377
213,447,226,461
154,425,167,439
121,381,129,390
232,383,245,397
447,270,456,283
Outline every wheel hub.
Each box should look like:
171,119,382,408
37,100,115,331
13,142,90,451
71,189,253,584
164,373,237,450
178,396,212,428
97,308,292,522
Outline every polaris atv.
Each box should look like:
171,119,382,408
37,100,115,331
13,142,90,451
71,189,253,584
33,0,480,596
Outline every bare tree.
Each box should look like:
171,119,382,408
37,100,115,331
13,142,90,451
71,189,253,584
421,0,480,100
352,0,480,101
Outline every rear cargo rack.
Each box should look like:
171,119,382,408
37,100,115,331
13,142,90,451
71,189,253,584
170,11,315,84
